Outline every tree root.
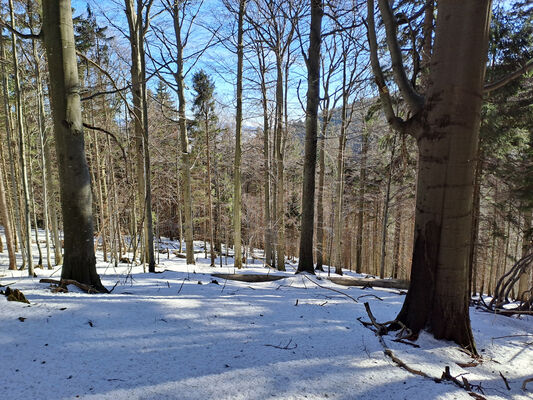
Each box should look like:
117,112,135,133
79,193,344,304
360,302,487,399
39,278,107,294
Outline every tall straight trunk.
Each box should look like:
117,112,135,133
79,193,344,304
355,130,368,273
26,132,43,267
469,148,483,295
89,106,108,262
389,0,491,351
42,0,106,291
274,59,285,271
297,0,323,274
9,0,33,275
175,151,184,253
315,113,327,271
31,15,52,269
124,0,155,272
233,0,246,269
171,3,195,265
0,141,15,269
518,208,531,301
392,205,402,279
257,47,272,267
140,37,155,271
379,135,396,278
333,128,346,275
204,112,216,266
0,35,17,270
213,136,222,267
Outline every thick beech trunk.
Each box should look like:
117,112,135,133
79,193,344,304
42,0,105,291
393,1,492,352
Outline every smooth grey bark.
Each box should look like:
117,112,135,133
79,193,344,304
42,0,106,291
297,0,323,274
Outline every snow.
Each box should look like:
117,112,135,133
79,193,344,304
1,236,532,400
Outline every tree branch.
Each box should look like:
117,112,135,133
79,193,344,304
365,1,415,137
377,0,424,113
484,59,533,94
0,20,41,40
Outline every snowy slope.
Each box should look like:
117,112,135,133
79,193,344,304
0,239,532,400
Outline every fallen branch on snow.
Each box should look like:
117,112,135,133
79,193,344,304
360,302,487,399
328,276,409,290
211,273,286,283
302,275,359,303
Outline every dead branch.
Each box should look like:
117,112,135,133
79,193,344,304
210,273,286,283
522,377,533,391
264,338,297,350
499,372,511,391
360,302,486,399
303,275,359,303
329,276,409,290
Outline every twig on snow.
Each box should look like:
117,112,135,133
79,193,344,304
302,275,358,303
522,377,533,391
359,302,487,399
499,372,511,391
264,338,297,350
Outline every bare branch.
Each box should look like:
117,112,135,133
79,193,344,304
0,20,41,40
484,59,533,94
377,0,424,113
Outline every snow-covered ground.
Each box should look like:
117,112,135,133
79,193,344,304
1,236,532,400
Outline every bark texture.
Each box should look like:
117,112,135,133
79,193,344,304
297,0,323,274
394,1,492,352
42,0,105,291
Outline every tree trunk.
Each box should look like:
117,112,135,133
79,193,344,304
392,205,402,279
468,148,483,295
333,98,347,275
257,45,273,267
379,135,396,278
30,16,53,269
205,112,216,266
9,0,33,275
171,2,195,265
297,0,323,274
0,140,15,269
233,0,246,269
356,130,368,273
42,0,105,291
393,1,491,352
315,111,327,271
518,208,531,301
